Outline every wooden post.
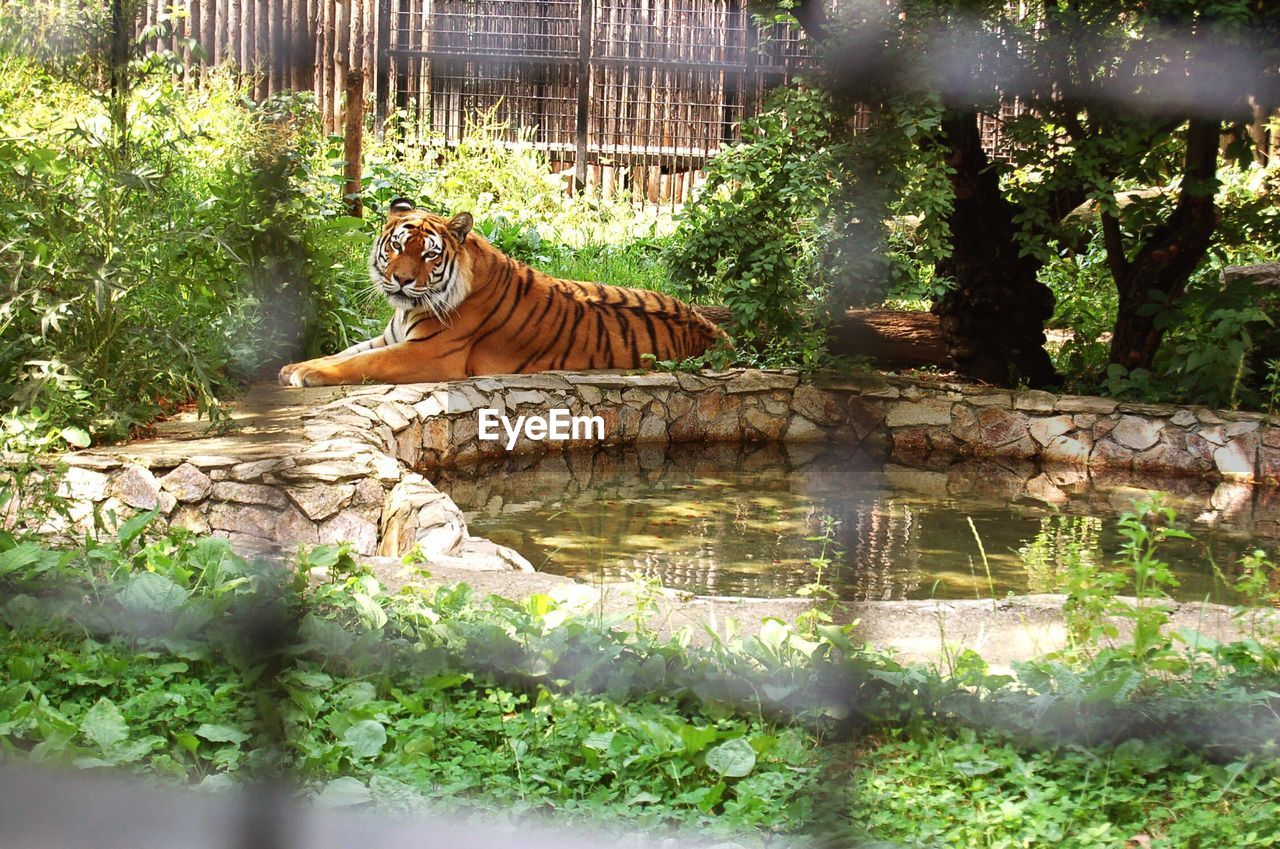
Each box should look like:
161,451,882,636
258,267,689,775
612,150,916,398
574,0,593,193
344,70,365,217
374,0,391,135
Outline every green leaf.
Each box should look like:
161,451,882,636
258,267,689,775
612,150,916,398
81,698,128,752
583,731,616,753
59,426,91,448
195,723,250,744
116,508,160,548
116,572,189,614
314,777,372,808
705,737,756,778
342,720,387,759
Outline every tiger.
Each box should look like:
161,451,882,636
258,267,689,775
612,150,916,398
278,198,724,387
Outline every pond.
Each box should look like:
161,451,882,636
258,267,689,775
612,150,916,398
433,443,1274,604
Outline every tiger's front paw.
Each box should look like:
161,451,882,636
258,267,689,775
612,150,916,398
277,360,333,387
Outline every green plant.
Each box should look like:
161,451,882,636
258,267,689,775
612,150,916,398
795,513,842,636
662,83,843,365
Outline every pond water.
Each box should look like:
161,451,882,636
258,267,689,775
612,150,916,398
433,443,1274,603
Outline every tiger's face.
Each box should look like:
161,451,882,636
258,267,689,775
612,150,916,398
370,198,474,317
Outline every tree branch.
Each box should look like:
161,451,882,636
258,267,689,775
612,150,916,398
1100,208,1131,282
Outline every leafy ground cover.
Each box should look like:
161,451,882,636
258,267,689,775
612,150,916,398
2,491,1278,846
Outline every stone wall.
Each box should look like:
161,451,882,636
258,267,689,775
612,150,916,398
16,370,1279,564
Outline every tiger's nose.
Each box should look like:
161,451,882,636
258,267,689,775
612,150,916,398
392,272,415,288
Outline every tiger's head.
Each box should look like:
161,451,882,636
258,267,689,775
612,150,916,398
369,198,474,318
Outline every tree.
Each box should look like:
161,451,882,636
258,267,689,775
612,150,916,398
763,0,1278,384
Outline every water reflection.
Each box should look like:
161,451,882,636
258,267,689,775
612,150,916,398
431,443,1276,602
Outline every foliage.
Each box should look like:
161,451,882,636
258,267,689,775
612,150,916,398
848,726,1280,849
662,83,844,365
1047,163,1280,408
0,22,320,440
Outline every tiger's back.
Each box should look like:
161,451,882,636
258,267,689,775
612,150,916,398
278,200,724,387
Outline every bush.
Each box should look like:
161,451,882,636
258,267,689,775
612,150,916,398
1045,163,1280,409
0,42,321,442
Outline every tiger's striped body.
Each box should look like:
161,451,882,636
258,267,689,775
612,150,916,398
278,201,722,387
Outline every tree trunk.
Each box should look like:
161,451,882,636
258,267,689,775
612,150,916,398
1108,119,1221,370
931,110,1059,388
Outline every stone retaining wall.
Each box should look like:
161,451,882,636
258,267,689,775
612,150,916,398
16,370,1279,564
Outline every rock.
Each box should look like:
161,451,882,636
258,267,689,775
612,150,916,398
413,390,449,419
860,383,901,399
1170,409,1197,428
967,392,1012,408
784,415,825,442
1214,432,1260,480
280,458,372,482
885,399,953,428
845,396,885,439
616,373,679,388
791,385,845,426
1260,447,1280,484
159,463,212,503
1042,434,1092,467
374,402,411,432
211,481,288,508
109,465,161,510
1196,408,1225,425
208,503,279,539
229,458,288,482
891,427,931,456
507,389,548,408
723,371,798,394
1111,415,1163,451
186,454,240,469
170,506,211,534
394,420,424,467
1263,428,1280,450
1013,390,1056,412
1198,425,1227,446
1091,438,1134,472
1073,414,1098,430
1210,481,1253,515
1224,420,1260,438
286,483,356,521
674,372,715,392
972,407,1032,448
1133,442,1206,477
695,391,726,422
704,412,741,442
668,412,706,442
275,507,319,545
320,510,379,556
59,467,109,502
1056,395,1118,415
925,427,960,454
1028,415,1074,447
638,414,670,443
432,537,536,572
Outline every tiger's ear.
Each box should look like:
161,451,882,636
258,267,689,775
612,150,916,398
388,197,415,215
448,212,473,244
